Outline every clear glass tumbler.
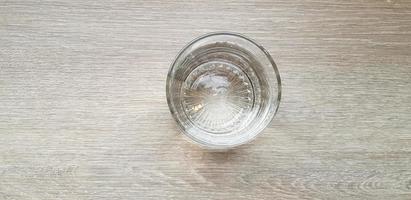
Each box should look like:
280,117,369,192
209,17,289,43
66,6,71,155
166,32,281,149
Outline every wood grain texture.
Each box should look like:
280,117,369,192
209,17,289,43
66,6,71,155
1,0,411,199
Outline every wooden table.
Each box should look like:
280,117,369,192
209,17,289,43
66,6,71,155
1,0,410,199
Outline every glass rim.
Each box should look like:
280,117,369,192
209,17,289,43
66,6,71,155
166,32,282,149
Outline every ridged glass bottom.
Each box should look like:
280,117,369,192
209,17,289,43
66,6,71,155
182,61,255,133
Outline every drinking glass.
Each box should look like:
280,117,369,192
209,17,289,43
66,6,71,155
166,32,281,149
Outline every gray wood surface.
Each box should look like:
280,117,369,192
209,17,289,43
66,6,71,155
1,0,411,199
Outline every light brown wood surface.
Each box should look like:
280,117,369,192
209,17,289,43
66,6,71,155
1,0,411,199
